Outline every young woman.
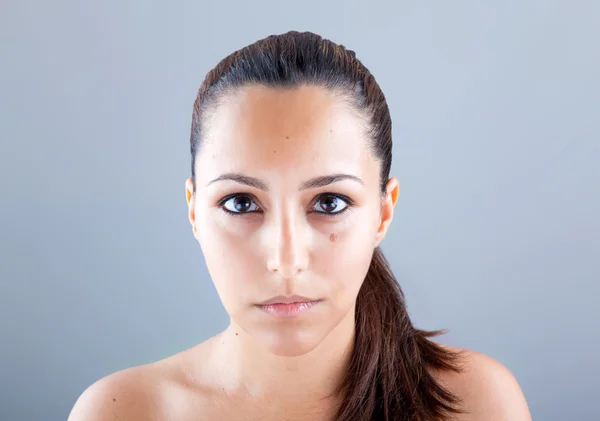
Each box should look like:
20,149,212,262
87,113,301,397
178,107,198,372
69,31,531,421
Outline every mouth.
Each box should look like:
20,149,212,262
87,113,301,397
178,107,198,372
255,295,322,317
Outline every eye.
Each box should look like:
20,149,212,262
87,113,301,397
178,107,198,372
220,194,260,214
312,194,351,215
218,193,353,217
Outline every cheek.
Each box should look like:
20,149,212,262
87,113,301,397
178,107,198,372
196,205,258,261
196,214,262,310
317,220,378,305
321,210,378,261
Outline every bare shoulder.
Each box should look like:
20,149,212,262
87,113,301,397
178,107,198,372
67,363,173,421
67,345,208,421
435,345,532,421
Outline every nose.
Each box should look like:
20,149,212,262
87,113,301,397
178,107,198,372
266,206,309,279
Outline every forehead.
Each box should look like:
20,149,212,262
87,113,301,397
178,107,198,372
196,84,379,184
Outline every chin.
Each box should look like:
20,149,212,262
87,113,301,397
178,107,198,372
259,326,324,357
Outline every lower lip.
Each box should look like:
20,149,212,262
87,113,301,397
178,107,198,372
256,300,320,317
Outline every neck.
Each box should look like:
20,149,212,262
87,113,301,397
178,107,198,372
212,307,355,407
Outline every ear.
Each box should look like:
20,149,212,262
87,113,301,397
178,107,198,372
185,178,198,239
374,177,400,248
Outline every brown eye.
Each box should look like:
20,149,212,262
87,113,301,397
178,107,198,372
222,195,259,213
314,195,349,214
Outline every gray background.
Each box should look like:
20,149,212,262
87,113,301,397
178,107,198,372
1,1,598,420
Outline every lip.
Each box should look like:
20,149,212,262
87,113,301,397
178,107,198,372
255,295,321,318
258,295,316,305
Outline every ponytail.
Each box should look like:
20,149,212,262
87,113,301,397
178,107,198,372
334,247,465,421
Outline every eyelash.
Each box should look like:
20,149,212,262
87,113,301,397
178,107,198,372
217,193,355,218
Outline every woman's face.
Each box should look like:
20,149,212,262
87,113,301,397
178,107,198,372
186,85,398,357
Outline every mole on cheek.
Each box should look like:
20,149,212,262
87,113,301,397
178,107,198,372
329,232,337,243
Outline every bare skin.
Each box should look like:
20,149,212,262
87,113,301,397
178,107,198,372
68,85,531,420
68,342,530,421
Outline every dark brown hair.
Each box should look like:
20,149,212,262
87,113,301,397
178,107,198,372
189,30,464,421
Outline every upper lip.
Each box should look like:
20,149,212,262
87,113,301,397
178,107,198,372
258,295,318,305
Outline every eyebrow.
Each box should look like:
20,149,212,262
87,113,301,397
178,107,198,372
206,172,365,191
